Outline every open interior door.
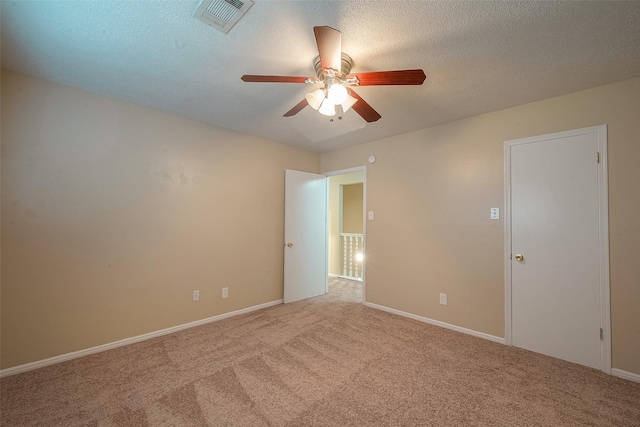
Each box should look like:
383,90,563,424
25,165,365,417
284,169,327,303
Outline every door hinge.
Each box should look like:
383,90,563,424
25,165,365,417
600,328,603,340
596,152,600,164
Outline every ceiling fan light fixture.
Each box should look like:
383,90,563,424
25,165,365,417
305,88,325,110
240,26,425,123
340,93,358,113
327,81,348,105
318,99,336,116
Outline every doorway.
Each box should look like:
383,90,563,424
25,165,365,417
326,167,366,302
504,125,610,373
283,167,366,305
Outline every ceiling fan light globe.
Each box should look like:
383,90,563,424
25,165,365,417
327,83,348,105
318,99,336,116
341,94,358,113
305,88,325,110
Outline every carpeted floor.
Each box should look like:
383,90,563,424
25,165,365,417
1,278,639,426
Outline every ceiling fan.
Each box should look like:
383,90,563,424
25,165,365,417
241,26,426,123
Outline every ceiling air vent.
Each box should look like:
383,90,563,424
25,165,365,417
193,0,254,34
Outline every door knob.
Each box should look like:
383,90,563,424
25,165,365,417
515,254,524,261
286,242,293,248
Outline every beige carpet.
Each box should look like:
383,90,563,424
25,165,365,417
2,278,639,426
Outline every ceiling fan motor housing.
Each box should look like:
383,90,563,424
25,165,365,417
314,53,353,81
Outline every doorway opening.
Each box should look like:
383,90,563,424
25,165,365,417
326,167,366,303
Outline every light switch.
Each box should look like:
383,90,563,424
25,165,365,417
490,208,500,220
368,211,374,220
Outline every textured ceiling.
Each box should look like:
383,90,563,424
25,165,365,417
2,1,640,153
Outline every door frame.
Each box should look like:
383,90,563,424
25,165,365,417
324,166,367,303
503,125,611,374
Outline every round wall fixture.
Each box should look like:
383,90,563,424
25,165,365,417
368,155,376,164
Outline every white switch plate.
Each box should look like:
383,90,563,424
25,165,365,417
193,290,200,302
368,211,374,220
439,293,447,305
222,287,229,298
490,208,500,220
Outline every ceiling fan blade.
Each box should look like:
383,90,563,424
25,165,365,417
314,26,342,75
347,89,381,123
346,69,426,86
241,75,309,83
283,98,309,117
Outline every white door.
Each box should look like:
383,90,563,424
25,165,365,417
284,169,327,303
507,126,609,370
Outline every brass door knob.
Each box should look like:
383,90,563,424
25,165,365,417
515,254,524,262
286,242,293,248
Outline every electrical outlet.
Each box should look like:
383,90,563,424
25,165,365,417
193,290,200,302
222,287,229,299
439,293,447,305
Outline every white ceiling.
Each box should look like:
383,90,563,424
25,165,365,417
2,1,640,153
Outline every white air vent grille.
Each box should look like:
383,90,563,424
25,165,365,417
207,0,243,22
193,0,254,34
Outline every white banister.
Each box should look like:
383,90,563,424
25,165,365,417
339,233,364,281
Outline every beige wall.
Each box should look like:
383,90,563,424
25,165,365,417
0,70,320,369
342,184,363,235
321,77,640,375
3,69,639,376
327,171,364,275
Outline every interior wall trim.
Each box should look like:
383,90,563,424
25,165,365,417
364,302,506,345
365,302,640,381
611,368,640,384
0,299,283,378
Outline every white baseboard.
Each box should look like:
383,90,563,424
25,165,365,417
0,299,283,378
337,275,363,282
612,368,640,383
328,273,339,278
5,296,635,384
364,303,640,382
364,302,506,345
